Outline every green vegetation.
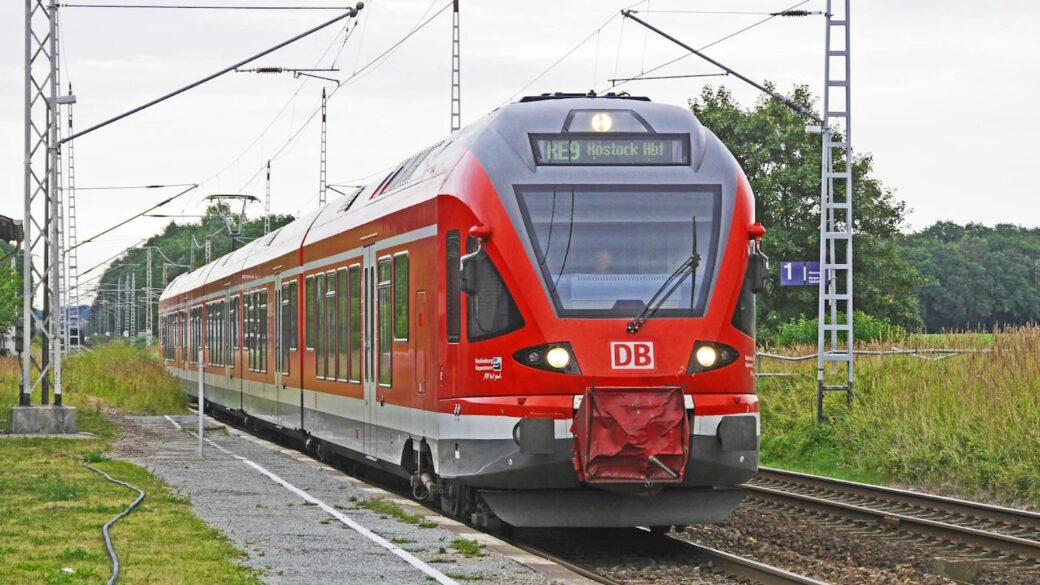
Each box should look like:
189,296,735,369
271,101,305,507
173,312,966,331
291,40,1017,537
692,85,924,337
0,347,260,584
358,498,438,528
89,204,294,340
770,311,907,348
758,327,1040,507
897,222,1040,331
449,538,486,558
0,241,20,335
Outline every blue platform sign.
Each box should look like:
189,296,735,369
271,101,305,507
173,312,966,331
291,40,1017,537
780,261,822,286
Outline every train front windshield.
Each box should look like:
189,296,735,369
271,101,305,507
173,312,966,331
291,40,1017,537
516,186,721,318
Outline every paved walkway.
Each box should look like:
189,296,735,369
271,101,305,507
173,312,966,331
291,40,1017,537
114,414,587,585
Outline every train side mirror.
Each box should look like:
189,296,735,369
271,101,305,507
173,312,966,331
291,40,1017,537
749,248,768,294
459,225,492,295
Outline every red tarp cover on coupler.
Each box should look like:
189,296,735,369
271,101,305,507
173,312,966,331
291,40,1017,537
571,386,690,485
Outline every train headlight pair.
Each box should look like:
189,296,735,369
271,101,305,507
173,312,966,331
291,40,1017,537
688,341,739,374
514,343,580,375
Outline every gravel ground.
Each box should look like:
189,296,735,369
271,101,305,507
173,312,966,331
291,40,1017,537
681,497,1040,585
515,528,741,585
110,414,563,585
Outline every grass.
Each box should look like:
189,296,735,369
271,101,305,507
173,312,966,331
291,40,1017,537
357,498,438,528
757,326,1040,507
449,538,486,558
0,343,260,584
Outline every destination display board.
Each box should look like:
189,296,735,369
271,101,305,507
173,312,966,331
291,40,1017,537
530,133,690,166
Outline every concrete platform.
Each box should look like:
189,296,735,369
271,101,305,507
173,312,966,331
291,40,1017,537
9,405,77,434
113,414,595,585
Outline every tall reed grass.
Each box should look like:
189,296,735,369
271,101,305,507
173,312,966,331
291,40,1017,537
759,326,1040,507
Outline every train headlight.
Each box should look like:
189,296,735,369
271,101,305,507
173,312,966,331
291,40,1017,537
590,112,613,132
688,341,740,374
514,343,581,375
546,347,571,370
695,345,718,368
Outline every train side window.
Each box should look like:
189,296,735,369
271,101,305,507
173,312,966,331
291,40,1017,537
348,264,361,382
465,237,525,342
337,268,349,381
316,275,326,379
245,294,254,371
280,283,291,375
255,289,264,370
446,231,461,343
305,275,315,350
393,253,409,341
230,296,238,368
325,271,337,380
377,257,393,386
288,281,298,351
732,260,756,338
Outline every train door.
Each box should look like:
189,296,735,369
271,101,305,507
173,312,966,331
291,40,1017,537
362,245,377,455
224,290,232,401
415,290,428,437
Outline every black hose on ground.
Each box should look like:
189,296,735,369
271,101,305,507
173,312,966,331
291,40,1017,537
83,461,146,585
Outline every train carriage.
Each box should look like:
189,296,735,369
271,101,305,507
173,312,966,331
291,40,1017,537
159,93,767,528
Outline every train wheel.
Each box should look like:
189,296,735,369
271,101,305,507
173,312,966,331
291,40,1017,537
440,481,469,519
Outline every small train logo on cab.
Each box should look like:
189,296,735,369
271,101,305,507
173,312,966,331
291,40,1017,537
610,342,655,369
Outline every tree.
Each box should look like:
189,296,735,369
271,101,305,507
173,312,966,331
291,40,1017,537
690,85,924,335
0,242,20,335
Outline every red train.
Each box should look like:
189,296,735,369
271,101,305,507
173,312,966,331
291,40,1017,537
159,93,767,529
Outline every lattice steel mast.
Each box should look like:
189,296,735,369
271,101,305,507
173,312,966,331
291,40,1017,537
21,0,64,406
318,88,327,207
815,0,854,420
450,0,461,132
64,82,81,352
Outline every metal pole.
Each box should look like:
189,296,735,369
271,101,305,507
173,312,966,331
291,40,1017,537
263,160,271,235
146,247,153,346
130,272,136,340
318,88,327,207
198,347,204,457
49,0,63,405
450,0,461,132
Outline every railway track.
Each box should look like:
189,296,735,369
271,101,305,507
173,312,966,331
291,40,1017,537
511,527,830,585
747,467,1040,562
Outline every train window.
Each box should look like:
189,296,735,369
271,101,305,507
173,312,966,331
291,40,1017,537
393,253,409,341
349,265,361,382
316,274,326,378
378,257,392,386
732,257,756,338
305,275,315,350
446,231,461,343
337,269,350,381
288,281,298,351
280,283,290,375
229,296,238,368
325,271,337,380
465,237,525,342
254,289,264,370
515,186,722,318
245,293,254,371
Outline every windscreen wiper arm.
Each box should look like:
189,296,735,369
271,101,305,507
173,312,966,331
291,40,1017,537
626,253,700,333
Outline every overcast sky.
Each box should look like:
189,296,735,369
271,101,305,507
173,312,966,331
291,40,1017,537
2,0,1038,301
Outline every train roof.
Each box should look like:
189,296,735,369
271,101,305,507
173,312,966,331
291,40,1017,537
162,94,729,302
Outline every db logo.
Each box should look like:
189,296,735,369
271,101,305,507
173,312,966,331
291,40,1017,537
610,341,655,370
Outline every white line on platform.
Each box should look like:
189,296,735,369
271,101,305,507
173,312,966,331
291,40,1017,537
163,416,459,585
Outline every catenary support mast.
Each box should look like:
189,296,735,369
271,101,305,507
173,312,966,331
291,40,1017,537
815,0,854,421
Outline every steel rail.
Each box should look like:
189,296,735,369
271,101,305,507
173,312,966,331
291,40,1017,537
664,534,831,585
500,538,625,585
748,468,1040,560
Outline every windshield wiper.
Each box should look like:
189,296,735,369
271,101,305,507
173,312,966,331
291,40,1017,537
626,215,701,334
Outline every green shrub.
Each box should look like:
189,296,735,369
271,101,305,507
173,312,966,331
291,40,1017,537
769,311,907,348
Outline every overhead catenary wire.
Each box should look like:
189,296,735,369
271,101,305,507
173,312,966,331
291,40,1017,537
82,461,146,585
61,5,362,145
61,3,349,9
68,184,199,253
231,1,453,198
603,0,813,93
